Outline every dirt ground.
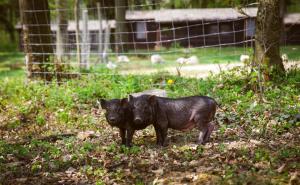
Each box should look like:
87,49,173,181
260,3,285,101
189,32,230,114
120,61,299,78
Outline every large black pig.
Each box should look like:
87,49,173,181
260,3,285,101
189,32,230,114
129,95,217,146
99,98,149,147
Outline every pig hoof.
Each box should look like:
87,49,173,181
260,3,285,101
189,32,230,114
197,141,206,145
162,141,169,147
157,142,168,147
162,144,168,147
156,143,163,147
158,144,168,148
122,143,132,147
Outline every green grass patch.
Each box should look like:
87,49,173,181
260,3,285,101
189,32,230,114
0,48,299,184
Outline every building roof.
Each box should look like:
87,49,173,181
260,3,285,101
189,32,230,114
15,8,300,31
52,20,116,31
126,8,258,22
15,20,116,31
284,13,300,24
126,8,300,24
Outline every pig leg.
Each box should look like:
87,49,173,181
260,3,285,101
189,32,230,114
197,128,208,144
203,122,215,143
160,127,169,147
194,114,209,145
119,128,126,145
155,123,168,146
197,122,209,145
126,128,135,147
154,125,162,145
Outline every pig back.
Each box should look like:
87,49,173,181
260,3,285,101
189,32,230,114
156,96,217,130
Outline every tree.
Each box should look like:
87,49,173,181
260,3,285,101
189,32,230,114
0,0,18,42
19,0,53,80
55,0,68,63
254,0,285,81
115,0,129,53
74,0,81,69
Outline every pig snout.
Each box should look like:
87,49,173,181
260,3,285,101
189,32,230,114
108,117,117,123
134,117,143,124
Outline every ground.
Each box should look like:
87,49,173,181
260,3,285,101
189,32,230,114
0,47,300,184
0,45,299,77
0,96,299,184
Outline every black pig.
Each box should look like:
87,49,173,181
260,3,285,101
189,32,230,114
129,95,217,146
99,98,149,146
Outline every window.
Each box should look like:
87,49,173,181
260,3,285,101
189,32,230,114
136,22,147,39
208,24,219,34
220,24,232,34
246,19,255,37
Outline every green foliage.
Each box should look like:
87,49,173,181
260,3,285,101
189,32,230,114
120,145,141,155
0,32,18,52
161,0,257,9
0,55,299,184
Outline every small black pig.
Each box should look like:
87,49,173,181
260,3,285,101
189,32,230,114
99,98,149,147
129,95,217,146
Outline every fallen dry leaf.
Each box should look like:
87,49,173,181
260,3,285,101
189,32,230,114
277,164,286,173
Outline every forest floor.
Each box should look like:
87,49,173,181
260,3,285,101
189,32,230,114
1,118,300,184
0,52,300,184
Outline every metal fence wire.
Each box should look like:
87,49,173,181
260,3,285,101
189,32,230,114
19,1,257,83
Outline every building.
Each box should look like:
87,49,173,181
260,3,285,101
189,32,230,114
16,8,300,51
16,20,116,52
126,8,257,49
126,8,300,50
284,13,300,44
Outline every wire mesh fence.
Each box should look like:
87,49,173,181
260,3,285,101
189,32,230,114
19,1,258,83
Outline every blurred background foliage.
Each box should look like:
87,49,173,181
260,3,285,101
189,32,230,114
0,0,299,52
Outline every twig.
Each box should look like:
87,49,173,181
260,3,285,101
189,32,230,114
106,161,127,172
7,133,76,145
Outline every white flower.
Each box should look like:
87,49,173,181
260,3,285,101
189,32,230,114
151,54,164,64
117,55,130,63
186,55,199,64
106,61,117,69
240,54,250,63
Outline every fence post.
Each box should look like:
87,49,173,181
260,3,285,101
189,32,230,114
81,9,90,69
55,0,67,63
19,0,53,81
74,0,81,70
103,20,111,63
97,2,103,63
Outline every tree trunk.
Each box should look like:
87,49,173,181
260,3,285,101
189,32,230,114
19,0,53,81
280,0,287,43
200,0,208,8
103,20,111,63
152,0,157,9
0,16,16,42
115,0,128,53
55,0,68,63
254,0,285,81
135,0,142,10
81,9,90,69
97,2,103,63
74,0,82,69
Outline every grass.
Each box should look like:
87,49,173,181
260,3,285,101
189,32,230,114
0,47,300,184
1,45,300,76
0,52,25,79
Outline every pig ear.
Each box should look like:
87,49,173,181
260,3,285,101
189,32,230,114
148,95,156,105
120,98,128,107
99,99,107,109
